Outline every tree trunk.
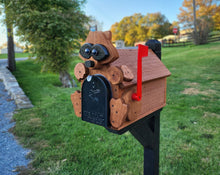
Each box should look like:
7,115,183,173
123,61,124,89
193,0,199,45
5,6,16,71
59,70,77,88
7,26,16,71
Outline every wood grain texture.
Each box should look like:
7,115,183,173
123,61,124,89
112,49,171,88
89,65,110,77
74,63,89,81
71,91,82,117
110,98,128,129
122,89,141,121
89,65,124,85
107,66,123,85
115,78,167,130
111,84,123,99
121,65,134,81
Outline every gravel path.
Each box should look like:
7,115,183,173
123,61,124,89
0,81,30,174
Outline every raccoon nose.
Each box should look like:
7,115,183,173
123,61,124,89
85,60,95,68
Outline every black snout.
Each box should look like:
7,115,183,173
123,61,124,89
85,60,95,68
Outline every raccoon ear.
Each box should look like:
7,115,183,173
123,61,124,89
103,31,112,41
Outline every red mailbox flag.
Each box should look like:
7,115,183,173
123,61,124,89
132,44,148,101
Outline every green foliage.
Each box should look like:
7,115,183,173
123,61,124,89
178,0,220,30
1,0,14,26
0,3,3,15
111,13,173,46
12,41,220,174
10,0,88,73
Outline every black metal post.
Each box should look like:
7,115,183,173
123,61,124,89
129,111,160,175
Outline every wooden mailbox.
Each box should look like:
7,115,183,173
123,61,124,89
71,31,171,132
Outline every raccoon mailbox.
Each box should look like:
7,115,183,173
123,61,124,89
71,31,171,175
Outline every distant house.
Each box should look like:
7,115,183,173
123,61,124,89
0,43,24,54
180,28,193,36
179,29,193,42
115,40,125,48
134,41,146,47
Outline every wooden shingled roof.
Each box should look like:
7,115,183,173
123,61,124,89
111,48,171,88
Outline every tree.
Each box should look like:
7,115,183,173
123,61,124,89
10,0,89,87
110,22,119,42
0,0,16,71
178,0,220,44
212,4,220,30
110,13,172,46
142,12,172,39
110,13,144,46
110,13,142,46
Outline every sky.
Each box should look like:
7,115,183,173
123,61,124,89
84,0,184,31
0,0,184,46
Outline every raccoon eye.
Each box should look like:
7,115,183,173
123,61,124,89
91,44,109,61
80,43,93,59
85,48,91,54
91,49,98,56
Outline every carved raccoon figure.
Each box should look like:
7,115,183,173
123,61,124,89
71,31,133,129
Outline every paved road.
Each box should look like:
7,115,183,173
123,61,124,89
0,58,31,68
0,57,31,64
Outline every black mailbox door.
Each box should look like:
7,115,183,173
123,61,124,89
82,75,112,127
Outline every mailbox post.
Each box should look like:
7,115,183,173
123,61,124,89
130,109,161,175
71,31,170,175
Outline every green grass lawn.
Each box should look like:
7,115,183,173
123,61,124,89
12,42,220,175
0,52,31,59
